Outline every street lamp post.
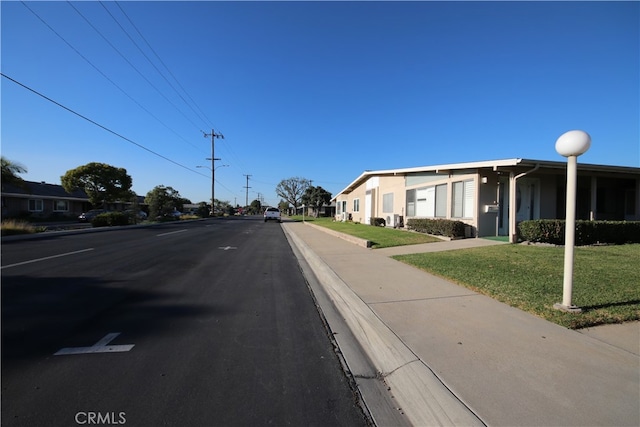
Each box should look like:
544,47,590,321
553,130,591,313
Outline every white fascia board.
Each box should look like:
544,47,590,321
332,159,524,200
1,192,89,202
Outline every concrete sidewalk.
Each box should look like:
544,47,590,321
282,221,640,427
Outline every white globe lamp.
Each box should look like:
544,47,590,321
554,130,591,312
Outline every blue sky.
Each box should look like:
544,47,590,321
2,1,638,207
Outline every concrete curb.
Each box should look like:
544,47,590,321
283,225,484,426
303,222,372,248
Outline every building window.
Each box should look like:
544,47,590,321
28,199,44,212
337,201,342,215
53,200,69,212
353,199,360,212
406,189,415,217
382,193,394,213
435,184,447,217
407,184,447,218
452,180,475,218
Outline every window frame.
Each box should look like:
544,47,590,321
28,199,44,212
452,179,475,219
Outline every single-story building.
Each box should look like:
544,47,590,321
332,158,640,242
1,180,146,220
1,181,92,220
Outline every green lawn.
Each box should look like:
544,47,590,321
289,216,442,248
393,244,640,329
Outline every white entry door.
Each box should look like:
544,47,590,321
365,190,372,225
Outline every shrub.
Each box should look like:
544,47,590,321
518,220,640,245
1,219,37,236
91,212,130,227
406,218,467,238
370,217,386,227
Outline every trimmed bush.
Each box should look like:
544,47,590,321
370,217,386,227
91,212,130,227
406,218,467,238
518,219,640,245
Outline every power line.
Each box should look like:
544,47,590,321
98,1,206,133
1,72,208,179
114,1,215,130
63,1,205,154
21,1,206,157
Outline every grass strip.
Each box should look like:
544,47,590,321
393,244,640,329
290,216,442,248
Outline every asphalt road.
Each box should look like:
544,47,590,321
1,217,369,427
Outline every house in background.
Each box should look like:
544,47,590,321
332,158,640,242
1,181,91,220
1,180,147,220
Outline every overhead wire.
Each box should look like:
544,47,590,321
18,2,246,201
113,1,215,130
106,2,255,190
21,1,205,156
64,1,206,155
106,1,250,195
1,73,209,179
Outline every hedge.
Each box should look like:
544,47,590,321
406,218,467,238
518,220,640,245
91,212,130,227
370,217,386,227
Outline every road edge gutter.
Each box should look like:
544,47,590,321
282,224,485,427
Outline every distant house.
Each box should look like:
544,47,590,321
332,158,640,242
1,181,91,220
1,180,146,220
297,202,336,218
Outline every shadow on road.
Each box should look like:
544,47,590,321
1,274,222,362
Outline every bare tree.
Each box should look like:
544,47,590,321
275,177,311,212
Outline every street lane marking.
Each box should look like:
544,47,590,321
156,229,188,237
54,333,134,356
218,246,237,251
1,248,95,270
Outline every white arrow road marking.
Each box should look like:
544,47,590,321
54,333,134,356
1,248,95,270
218,246,237,251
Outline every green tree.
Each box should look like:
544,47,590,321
278,199,290,214
61,162,132,208
196,201,210,217
145,185,183,219
1,156,27,189
249,199,262,215
213,198,232,215
301,186,332,217
276,177,311,212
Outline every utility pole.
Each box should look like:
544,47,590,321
203,129,224,213
243,174,252,208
